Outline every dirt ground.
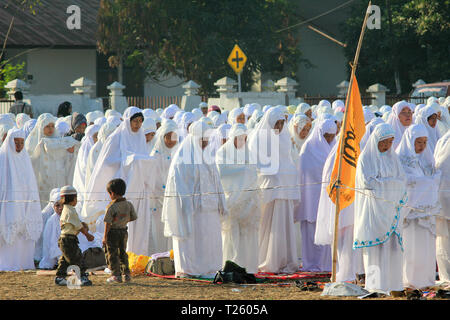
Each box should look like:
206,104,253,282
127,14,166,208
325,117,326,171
0,270,408,300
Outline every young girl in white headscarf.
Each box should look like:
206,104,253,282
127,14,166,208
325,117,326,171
296,119,337,272
216,123,261,274
0,128,43,271
434,131,450,285
395,124,441,291
248,106,300,273
353,123,407,295
162,120,227,278
25,113,80,208
414,104,441,153
142,117,157,153
149,119,179,254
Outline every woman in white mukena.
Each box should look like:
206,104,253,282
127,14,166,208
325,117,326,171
386,100,413,150
162,120,227,278
25,113,79,208
0,128,43,271
296,118,337,272
353,123,407,295
414,104,441,153
434,130,450,286
149,119,179,255
82,107,155,256
72,124,100,211
216,123,261,274
248,106,300,274
395,123,441,291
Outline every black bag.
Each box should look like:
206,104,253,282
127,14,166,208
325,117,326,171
82,247,107,270
213,260,257,284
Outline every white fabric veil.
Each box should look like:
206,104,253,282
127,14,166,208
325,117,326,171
0,128,43,246
353,123,407,250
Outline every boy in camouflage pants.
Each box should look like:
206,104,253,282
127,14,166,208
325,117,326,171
103,178,137,283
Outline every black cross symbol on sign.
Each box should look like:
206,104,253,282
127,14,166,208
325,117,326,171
232,50,243,69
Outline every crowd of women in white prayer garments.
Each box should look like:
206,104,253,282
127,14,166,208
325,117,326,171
0,95,449,295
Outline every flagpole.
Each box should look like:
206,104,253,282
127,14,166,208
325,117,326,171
331,1,371,283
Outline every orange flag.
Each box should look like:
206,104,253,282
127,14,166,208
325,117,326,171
327,75,366,210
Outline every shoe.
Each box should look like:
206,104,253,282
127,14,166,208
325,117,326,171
55,277,67,286
81,275,93,286
123,274,131,283
106,276,122,284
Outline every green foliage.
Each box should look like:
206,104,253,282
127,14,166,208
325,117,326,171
97,0,305,95
340,0,450,95
0,62,26,98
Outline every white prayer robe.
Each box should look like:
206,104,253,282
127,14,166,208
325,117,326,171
396,124,441,289
148,119,179,255
315,142,364,281
434,131,450,285
354,123,407,294
248,107,300,274
162,120,227,277
81,107,156,257
0,128,43,271
216,124,261,273
38,212,61,269
26,114,80,208
73,124,100,212
296,119,337,272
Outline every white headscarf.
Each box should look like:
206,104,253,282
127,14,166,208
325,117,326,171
161,104,179,119
94,116,107,127
151,119,179,158
288,114,311,160
15,113,30,129
191,108,203,121
55,119,71,137
209,123,231,157
216,123,260,232
247,106,300,204
143,108,159,120
0,128,43,246
353,123,406,250
228,107,245,126
25,113,58,154
179,112,195,142
387,100,412,149
360,117,385,150
414,105,440,153
395,124,441,219
161,120,226,239
22,119,36,139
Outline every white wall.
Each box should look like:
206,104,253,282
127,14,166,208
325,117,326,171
26,49,97,95
144,75,185,97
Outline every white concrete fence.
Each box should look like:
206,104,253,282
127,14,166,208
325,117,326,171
1,76,395,116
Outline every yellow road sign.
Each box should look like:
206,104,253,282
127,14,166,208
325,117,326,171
227,44,247,74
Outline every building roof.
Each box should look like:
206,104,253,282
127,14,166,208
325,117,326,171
0,0,99,48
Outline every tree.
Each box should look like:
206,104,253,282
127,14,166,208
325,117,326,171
97,0,305,95
340,0,450,95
